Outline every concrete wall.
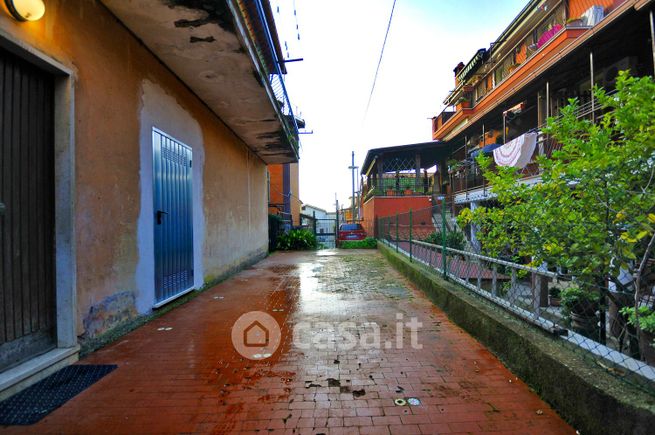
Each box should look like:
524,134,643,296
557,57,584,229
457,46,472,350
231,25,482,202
0,0,268,338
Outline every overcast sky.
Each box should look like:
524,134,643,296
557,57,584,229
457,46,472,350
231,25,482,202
272,0,527,211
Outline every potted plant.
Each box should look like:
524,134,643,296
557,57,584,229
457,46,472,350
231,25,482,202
548,286,562,306
447,159,462,175
561,285,600,338
457,96,471,109
620,305,655,365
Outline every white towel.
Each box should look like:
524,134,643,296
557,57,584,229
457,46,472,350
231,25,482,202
493,132,538,168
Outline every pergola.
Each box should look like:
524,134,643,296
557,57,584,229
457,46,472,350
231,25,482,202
361,141,449,189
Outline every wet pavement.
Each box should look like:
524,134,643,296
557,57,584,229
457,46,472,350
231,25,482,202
2,249,574,434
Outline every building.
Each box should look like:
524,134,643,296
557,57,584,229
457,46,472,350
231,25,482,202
431,0,654,226
300,204,338,246
268,162,302,226
301,204,330,221
360,142,444,236
0,0,300,397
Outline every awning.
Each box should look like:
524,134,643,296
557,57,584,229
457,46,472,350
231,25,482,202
456,48,488,83
493,132,538,168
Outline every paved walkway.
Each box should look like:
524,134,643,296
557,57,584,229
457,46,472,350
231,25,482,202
3,250,573,434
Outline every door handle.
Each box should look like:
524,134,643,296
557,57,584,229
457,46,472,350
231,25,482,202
156,210,168,225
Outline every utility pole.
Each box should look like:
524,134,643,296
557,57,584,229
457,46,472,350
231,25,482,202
348,151,358,223
334,193,340,245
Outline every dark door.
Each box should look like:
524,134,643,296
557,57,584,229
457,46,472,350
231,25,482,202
152,129,194,306
0,47,56,370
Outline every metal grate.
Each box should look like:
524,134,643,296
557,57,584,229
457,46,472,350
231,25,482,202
0,365,117,425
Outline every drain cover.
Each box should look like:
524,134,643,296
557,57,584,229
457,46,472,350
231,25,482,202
394,398,407,406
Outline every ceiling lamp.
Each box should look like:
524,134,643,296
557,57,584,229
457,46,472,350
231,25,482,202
5,0,45,22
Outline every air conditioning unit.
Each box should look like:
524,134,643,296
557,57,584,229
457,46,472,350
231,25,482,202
603,57,638,88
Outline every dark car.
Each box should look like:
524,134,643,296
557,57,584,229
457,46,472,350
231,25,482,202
338,223,367,244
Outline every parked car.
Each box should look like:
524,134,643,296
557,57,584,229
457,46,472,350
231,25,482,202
338,223,367,244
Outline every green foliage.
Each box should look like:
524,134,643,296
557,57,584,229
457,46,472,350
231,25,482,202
560,285,600,317
621,306,655,334
463,72,655,288
276,229,318,251
340,237,377,249
423,231,467,251
549,286,561,298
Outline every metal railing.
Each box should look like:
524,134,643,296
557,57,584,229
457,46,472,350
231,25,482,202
378,205,655,394
363,173,435,201
233,0,300,155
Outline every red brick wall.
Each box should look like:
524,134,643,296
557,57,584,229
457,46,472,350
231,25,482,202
362,196,433,236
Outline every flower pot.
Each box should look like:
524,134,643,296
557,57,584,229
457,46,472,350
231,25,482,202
638,329,655,365
570,312,598,338
549,296,561,307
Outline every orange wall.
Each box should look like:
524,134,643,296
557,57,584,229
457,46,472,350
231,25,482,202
268,165,284,208
569,0,624,19
268,163,300,225
289,163,301,225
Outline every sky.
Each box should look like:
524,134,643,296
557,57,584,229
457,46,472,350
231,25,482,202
271,0,528,211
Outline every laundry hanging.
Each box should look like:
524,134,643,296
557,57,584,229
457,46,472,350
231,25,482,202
493,131,538,168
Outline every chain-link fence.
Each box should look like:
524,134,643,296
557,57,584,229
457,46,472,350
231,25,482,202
378,203,655,394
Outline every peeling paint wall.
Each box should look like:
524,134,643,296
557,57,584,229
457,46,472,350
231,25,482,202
0,0,268,338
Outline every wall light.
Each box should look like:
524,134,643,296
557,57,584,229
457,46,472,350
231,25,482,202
5,0,45,22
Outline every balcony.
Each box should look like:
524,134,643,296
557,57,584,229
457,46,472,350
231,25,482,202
431,0,621,141
448,131,562,201
102,0,300,163
363,173,435,201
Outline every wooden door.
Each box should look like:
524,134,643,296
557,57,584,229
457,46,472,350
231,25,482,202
0,47,56,370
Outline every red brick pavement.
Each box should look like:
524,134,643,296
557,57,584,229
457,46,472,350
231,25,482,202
0,250,574,434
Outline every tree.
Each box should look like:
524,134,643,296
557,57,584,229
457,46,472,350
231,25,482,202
458,72,655,342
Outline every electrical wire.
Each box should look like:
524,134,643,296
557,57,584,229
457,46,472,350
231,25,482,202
363,0,397,123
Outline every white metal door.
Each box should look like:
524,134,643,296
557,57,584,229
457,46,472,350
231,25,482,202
152,129,193,306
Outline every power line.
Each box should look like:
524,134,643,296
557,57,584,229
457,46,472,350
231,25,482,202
363,0,398,123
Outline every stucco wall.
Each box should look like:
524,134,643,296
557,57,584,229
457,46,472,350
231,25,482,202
0,0,268,337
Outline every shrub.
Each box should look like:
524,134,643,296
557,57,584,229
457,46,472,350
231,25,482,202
268,214,284,251
549,286,562,298
560,285,600,317
276,229,318,251
340,237,377,249
422,230,466,251
620,306,655,334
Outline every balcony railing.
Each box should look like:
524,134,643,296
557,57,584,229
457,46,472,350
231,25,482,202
364,174,435,201
235,0,300,155
449,133,562,195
